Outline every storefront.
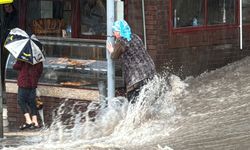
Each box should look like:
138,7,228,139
3,0,127,129
3,0,250,129
137,0,250,78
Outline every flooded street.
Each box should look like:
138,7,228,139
1,56,250,150
158,57,250,150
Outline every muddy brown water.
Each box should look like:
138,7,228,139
1,57,250,150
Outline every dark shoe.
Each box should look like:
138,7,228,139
19,123,32,130
30,123,40,130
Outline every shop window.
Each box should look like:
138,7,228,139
26,0,71,37
14,0,125,90
173,0,205,28
172,0,236,29
24,0,126,39
80,0,106,36
207,0,235,25
243,0,250,23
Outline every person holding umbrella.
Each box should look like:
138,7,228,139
106,20,156,103
13,60,43,129
4,28,45,129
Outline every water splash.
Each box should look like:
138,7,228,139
3,73,186,150
3,57,250,149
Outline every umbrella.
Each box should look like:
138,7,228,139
4,28,45,65
0,0,13,4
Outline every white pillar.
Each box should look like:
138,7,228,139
106,0,115,99
240,0,243,49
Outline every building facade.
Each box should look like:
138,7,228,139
129,0,250,78
2,0,250,129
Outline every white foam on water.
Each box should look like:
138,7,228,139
3,73,187,150
3,56,250,150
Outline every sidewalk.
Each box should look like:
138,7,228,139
2,104,45,133
4,129,41,137
1,129,42,149
1,105,42,148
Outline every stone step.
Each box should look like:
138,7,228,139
3,106,9,127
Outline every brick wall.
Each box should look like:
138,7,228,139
128,0,169,68
6,93,91,130
6,87,124,130
129,0,250,79
127,0,144,39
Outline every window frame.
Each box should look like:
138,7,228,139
19,0,127,40
169,0,240,33
77,0,127,39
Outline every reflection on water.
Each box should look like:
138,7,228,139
2,57,250,150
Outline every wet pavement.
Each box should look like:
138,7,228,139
0,130,41,149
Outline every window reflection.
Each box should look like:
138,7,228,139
80,0,106,35
173,0,204,28
207,0,235,25
26,0,71,37
172,0,236,28
243,0,250,23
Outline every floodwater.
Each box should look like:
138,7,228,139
1,56,250,150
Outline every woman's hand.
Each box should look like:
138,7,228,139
107,41,114,53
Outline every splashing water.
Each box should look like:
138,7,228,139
3,73,185,150
3,57,250,150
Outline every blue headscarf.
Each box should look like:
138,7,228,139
112,20,132,41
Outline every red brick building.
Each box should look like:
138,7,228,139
128,0,250,78
3,0,250,130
